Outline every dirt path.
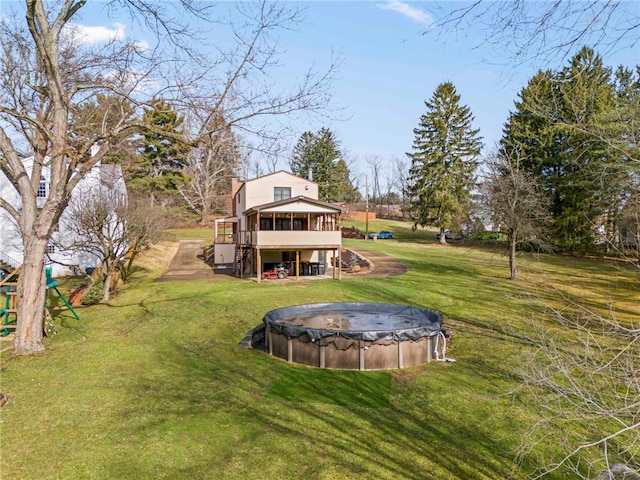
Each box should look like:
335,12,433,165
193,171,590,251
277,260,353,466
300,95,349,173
344,247,408,278
156,240,220,282
156,240,407,282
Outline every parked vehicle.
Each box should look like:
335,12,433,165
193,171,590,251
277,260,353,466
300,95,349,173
368,230,394,239
261,264,289,280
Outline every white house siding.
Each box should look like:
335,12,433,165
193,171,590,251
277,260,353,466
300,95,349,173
0,157,126,277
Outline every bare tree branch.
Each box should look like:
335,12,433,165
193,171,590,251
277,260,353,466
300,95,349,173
1,0,337,354
430,1,638,68
511,289,640,478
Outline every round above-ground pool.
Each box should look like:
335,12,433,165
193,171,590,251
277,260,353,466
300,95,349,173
262,302,444,370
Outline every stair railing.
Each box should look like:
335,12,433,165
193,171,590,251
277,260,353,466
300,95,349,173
0,252,21,271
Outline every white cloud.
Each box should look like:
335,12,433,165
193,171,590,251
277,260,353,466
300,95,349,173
379,1,434,27
67,23,126,45
105,68,160,95
133,40,150,53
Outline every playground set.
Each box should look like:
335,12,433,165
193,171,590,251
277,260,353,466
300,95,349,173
1,265,79,338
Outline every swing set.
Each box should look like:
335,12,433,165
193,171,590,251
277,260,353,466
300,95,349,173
0,266,79,338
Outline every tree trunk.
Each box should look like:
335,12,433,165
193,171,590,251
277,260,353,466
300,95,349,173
102,273,111,302
439,227,447,245
509,233,519,280
14,240,48,355
200,203,209,225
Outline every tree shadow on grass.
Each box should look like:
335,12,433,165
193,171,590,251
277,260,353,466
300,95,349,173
100,333,563,480
265,368,392,409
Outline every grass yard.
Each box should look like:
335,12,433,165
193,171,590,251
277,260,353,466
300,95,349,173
1,225,638,479
167,227,215,241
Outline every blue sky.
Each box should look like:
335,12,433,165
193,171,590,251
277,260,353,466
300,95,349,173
272,1,639,166
5,1,639,176
285,2,516,158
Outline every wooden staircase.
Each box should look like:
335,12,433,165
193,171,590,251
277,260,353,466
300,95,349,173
0,252,20,274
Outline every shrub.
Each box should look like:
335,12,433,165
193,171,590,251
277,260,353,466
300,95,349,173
81,279,104,305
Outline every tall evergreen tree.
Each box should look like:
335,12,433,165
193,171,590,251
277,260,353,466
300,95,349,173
603,66,640,251
502,47,629,254
333,158,361,204
130,99,189,206
407,82,482,242
291,131,317,177
501,70,559,180
555,47,614,253
290,127,359,203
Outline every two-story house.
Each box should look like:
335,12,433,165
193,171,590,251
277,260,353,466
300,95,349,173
213,171,344,282
0,154,126,277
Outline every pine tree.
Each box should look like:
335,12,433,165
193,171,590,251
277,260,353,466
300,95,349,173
130,99,189,205
502,47,627,254
291,131,317,178
333,158,361,204
290,127,359,203
407,82,482,242
555,47,614,253
501,70,559,180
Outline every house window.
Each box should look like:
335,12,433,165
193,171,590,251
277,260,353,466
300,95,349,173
260,217,273,230
46,244,55,254
275,218,291,231
293,218,307,231
37,176,47,198
274,187,291,202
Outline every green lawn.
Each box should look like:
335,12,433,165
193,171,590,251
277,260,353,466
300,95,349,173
1,229,637,479
167,227,215,241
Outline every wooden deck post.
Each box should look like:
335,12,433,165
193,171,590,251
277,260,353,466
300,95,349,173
256,248,262,283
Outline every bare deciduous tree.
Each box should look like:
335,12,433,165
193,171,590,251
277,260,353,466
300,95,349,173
56,188,127,303
54,188,166,302
366,155,383,214
0,1,149,355
424,7,639,474
514,300,640,479
173,2,339,170
481,146,551,279
178,115,240,224
392,155,411,221
0,0,335,355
